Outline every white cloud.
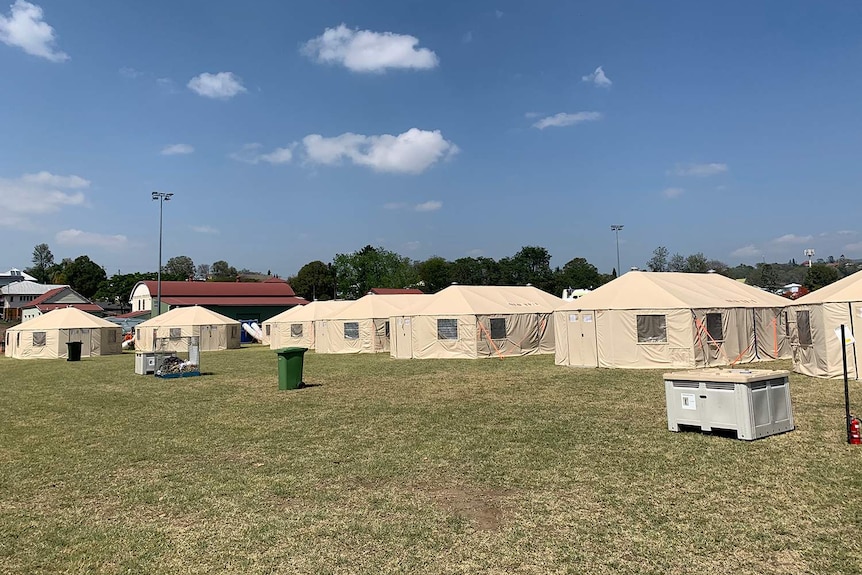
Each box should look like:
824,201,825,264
467,248,484,257
532,112,602,129
229,143,294,165
56,229,128,250
302,24,438,73
187,72,246,99
302,128,457,174
383,202,407,210
731,245,760,258
191,225,218,234
836,230,857,236
662,187,684,199
771,234,813,245
0,172,87,228
0,0,68,62
119,66,143,79
405,240,421,251
495,10,504,18
668,163,728,177
160,143,194,156
524,111,542,119
415,200,442,212
581,66,612,88
462,31,472,44
844,242,862,254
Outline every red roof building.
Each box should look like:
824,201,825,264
22,286,103,321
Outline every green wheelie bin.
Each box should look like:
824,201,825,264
275,347,307,390
66,341,83,362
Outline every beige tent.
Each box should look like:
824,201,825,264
262,300,353,349
135,306,241,352
4,307,122,359
390,285,562,359
315,294,430,354
555,272,790,369
788,270,862,379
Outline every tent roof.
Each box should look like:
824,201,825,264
410,285,563,315
264,300,354,323
136,305,239,327
793,270,862,304
329,294,431,320
8,306,119,331
557,272,790,310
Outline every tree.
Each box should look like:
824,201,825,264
25,243,55,283
332,245,419,299
211,260,237,280
416,256,451,293
498,246,554,291
94,271,157,307
450,257,500,286
668,253,686,272
804,264,841,291
196,263,210,280
164,255,195,280
684,252,709,273
646,246,669,272
747,263,779,290
705,259,729,274
64,255,107,298
554,257,602,294
291,260,336,300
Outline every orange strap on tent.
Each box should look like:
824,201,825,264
693,315,730,364
772,317,778,358
477,321,505,360
729,342,754,366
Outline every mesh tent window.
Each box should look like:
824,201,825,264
32,332,46,347
706,313,724,341
291,324,303,337
170,328,181,339
637,315,667,343
344,322,359,340
797,311,812,346
490,318,506,339
437,319,458,340
265,324,271,336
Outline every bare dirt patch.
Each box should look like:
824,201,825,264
421,485,511,531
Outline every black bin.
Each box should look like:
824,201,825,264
66,341,82,362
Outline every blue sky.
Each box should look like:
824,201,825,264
2,1,862,278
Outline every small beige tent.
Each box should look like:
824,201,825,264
788,270,862,379
262,300,353,349
4,307,122,359
390,285,563,359
555,272,790,369
315,294,430,354
135,306,241,352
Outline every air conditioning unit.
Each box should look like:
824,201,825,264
664,369,794,440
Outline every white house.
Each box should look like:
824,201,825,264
1,281,66,321
0,268,36,288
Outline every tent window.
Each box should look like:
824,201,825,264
797,311,812,346
108,330,117,343
344,322,359,340
706,313,723,341
265,324,271,336
170,328,181,339
291,324,303,337
136,328,141,340
437,319,458,340
490,318,506,339
385,321,390,338
32,332,46,347
637,315,667,343
231,326,238,338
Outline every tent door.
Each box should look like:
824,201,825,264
579,312,598,367
394,317,413,359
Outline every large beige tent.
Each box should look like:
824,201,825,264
788,270,862,379
135,306,241,352
315,294,430,354
262,300,353,349
4,307,122,359
555,272,791,369
390,285,563,359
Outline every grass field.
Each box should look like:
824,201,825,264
2,347,861,574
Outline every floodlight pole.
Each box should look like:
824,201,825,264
804,248,815,269
152,191,174,316
611,225,624,276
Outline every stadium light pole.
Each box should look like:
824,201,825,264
152,191,174,316
611,225,624,276
804,248,815,269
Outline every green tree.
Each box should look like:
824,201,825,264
498,246,554,291
555,257,602,294
332,245,419,299
684,252,709,273
646,246,669,272
164,255,195,280
94,272,157,306
291,260,336,300
668,253,686,272
196,263,210,280
25,243,55,283
450,257,500,286
747,263,779,290
64,255,107,298
416,256,451,293
211,260,237,280
804,264,841,291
